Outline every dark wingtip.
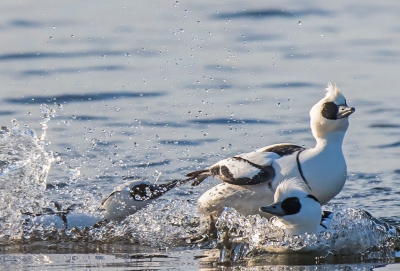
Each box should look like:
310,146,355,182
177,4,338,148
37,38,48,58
184,169,211,186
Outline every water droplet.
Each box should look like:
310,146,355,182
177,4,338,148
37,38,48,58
145,187,151,196
67,167,81,181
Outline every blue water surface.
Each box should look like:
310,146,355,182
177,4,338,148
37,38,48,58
1,0,400,269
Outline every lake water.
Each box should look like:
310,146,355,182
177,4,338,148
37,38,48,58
1,0,400,270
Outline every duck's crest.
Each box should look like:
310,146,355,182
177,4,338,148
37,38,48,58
325,82,341,99
274,178,307,202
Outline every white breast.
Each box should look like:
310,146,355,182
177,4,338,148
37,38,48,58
299,147,346,204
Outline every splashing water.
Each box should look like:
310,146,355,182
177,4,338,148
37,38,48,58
1,105,400,266
0,105,55,244
17,194,400,264
216,205,400,263
103,199,200,247
20,198,202,247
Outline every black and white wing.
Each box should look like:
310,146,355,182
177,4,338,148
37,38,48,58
186,151,279,187
101,179,185,221
129,179,184,201
257,143,305,155
186,143,306,187
101,179,185,205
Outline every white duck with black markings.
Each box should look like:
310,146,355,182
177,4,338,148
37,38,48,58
259,178,333,236
185,83,354,222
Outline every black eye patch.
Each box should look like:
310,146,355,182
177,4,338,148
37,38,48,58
322,102,338,120
281,197,301,215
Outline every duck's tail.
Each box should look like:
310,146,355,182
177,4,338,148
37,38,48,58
183,169,211,186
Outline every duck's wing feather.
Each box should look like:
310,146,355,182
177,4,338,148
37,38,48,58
101,179,183,205
186,143,305,187
187,151,279,187
130,179,185,201
257,143,305,155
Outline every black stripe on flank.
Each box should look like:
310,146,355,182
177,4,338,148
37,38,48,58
320,220,328,229
296,150,311,190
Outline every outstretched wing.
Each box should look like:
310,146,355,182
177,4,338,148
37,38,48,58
185,153,277,187
101,179,184,205
186,143,306,187
101,179,186,221
129,179,182,201
208,151,279,186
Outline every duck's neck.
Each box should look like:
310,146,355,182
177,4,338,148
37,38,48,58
314,131,345,150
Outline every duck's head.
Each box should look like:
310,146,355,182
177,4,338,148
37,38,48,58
259,178,322,236
309,83,355,139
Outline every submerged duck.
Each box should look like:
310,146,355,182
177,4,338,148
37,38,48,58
185,83,354,223
23,179,186,229
260,178,332,236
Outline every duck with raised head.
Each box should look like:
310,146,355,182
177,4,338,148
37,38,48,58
185,83,354,224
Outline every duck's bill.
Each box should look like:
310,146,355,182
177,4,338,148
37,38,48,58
259,203,285,216
336,105,355,119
